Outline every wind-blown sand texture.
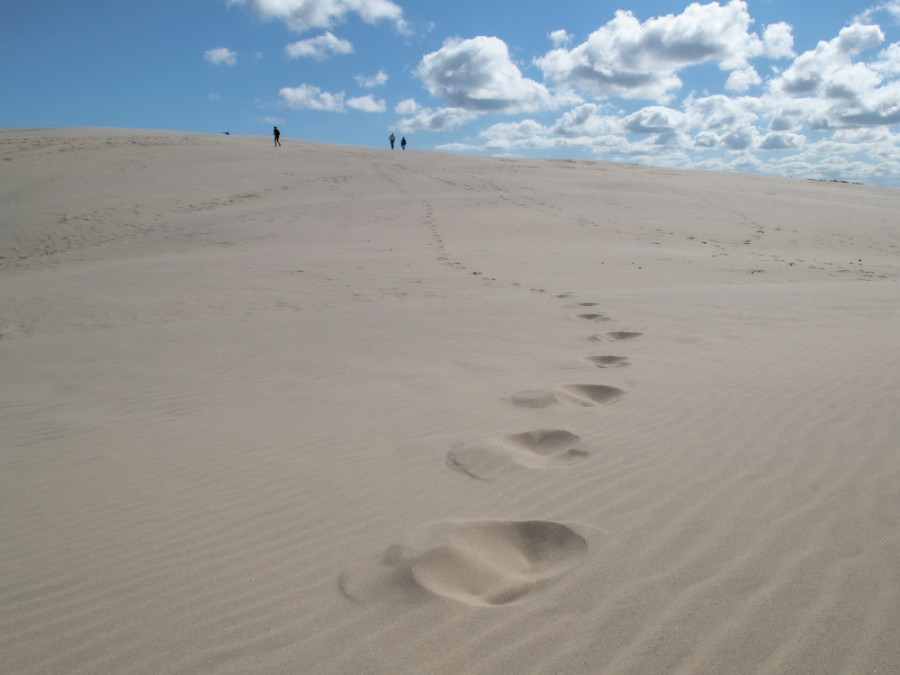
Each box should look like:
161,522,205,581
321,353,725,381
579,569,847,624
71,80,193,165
2,127,900,674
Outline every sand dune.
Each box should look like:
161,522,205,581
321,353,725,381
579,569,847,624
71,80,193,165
2,127,900,673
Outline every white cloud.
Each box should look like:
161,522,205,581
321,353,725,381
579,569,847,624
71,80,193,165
204,47,237,65
726,67,762,92
396,106,479,132
623,106,687,134
775,23,884,97
415,36,557,113
552,103,621,137
683,93,761,134
769,22,900,129
355,70,388,88
279,84,345,111
535,1,794,102
347,94,386,112
549,29,573,47
762,22,795,59
394,98,418,115
228,0,407,33
854,1,900,24
285,32,353,59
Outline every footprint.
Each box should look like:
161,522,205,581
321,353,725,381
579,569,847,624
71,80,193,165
507,385,625,408
578,313,611,322
412,521,588,606
506,390,558,408
590,331,642,341
554,384,625,407
447,429,589,480
586,355,629,368
339,520,589,607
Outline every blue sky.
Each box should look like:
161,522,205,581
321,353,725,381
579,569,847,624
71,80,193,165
4,1,900,185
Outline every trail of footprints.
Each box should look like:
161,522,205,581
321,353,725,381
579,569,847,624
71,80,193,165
340,297,642,607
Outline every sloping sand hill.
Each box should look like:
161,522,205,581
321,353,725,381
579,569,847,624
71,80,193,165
2,127,899,674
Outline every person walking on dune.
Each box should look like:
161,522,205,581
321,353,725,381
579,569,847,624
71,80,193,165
389,132,395,150
273,126,281,147
401,136,407,150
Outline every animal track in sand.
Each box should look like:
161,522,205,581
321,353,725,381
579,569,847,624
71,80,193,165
447,429,589,480
590,331,643,341
339,520,589,607
586,355,629,368
507,385,625,408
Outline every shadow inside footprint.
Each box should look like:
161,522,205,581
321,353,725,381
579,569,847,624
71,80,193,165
447,429,588,480
507,385,625,409
507,390,558,408
410,520,588,606
591,331,642,341
586,355,629,368
578,313,611,321
555,384,625,406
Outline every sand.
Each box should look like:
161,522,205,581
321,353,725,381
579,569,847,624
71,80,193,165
2,127,899,674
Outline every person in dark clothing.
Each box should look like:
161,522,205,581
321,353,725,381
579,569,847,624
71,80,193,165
273,126,281,147
389,133,396,149
400,136,407,150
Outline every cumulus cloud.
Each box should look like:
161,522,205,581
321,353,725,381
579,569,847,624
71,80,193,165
535,1,794,102
347,94,386,112
726,67,762,92
854,1,900,24
279,84,345,111
549,29,573,47
394,98,418,115
623,106,687,134
415,36,557,113
396,105,479,132
759,132,805,150
551,103,621,137
775,24,884,96
355,70,388,88
769,22,900,130
204,47,237,65
285,32,353,59
229,0,407,33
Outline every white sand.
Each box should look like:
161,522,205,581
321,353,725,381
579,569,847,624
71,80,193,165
2,127,899,674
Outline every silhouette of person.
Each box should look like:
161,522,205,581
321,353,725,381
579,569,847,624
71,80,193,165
389,133,396,150
273,126,281,147
401,136,407,150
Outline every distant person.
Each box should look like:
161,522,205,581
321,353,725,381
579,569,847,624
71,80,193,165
400,136,407,150
273,126,281,147
389,132,396,150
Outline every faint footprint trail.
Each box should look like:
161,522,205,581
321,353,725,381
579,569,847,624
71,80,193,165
339,520,588,607
447,429,589,480
506,384,625,409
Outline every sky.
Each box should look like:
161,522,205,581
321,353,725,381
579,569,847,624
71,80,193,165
4,1,900,186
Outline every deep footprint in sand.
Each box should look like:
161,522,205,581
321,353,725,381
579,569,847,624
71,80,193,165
586,355,629,368
339,520,588,607
447,429,589,480
507,384,625,408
